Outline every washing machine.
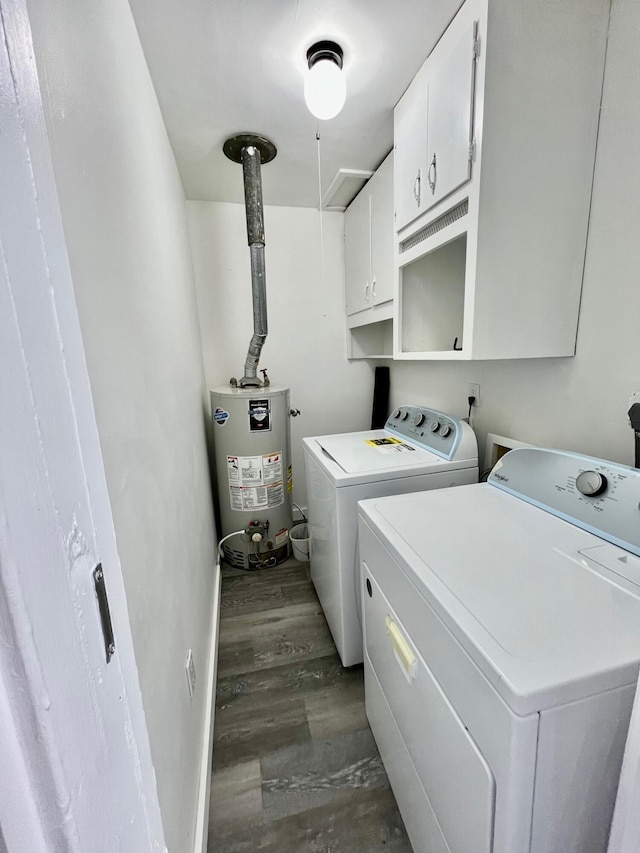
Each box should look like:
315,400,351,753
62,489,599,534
358,447,640,853
302,405,478,667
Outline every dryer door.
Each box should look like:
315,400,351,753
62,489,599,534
364,564,495,853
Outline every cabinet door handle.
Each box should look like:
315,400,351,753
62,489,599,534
364,281,370,302
413,169,421,206
428,154,437,194
371,277,377,301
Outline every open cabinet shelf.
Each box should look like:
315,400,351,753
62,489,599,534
399,232,467,357
347,311,393,360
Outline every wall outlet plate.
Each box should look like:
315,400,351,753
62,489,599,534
185,649,196,700
468,383,480,407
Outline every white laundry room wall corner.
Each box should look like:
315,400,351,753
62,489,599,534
25,0,219,850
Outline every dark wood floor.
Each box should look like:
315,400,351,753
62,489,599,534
207,557,414,853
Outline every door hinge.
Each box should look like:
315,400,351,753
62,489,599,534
93,563,115,664
468,139,476,162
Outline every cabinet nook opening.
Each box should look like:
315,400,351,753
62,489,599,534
400,233,467,354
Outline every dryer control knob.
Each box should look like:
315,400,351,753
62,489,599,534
430,420,440,433
439,424,452,437
576,470,608,497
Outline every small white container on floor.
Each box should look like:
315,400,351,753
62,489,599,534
290,523,310,561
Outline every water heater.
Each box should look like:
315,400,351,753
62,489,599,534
212,384,293,568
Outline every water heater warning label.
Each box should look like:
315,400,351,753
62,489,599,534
226,452,284,511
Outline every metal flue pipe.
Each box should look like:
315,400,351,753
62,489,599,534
223,133,277,387
240,145,267,386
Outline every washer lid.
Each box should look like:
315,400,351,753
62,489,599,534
359,483,640,715
315,430,447,474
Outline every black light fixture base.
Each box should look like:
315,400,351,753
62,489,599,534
307,40,343,71
223,134,277,164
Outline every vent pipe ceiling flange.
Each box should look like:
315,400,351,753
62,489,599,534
223,133,277,388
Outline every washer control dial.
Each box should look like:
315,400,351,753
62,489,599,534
576,470,608,497
393,408,402,419
400,410,409,421
413,412,425,427
439,424,452,437
430,420,441,433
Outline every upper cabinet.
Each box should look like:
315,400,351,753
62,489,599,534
345,152,394,316
395,21,477,232
393,0,609,360
345,181,371,315
369,154,395,308
425,20,477,210
394,66,428,233
345,153,395,359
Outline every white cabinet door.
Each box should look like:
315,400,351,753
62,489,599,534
345,184,371,315
370,152,394,305
394,70,428,233
425,21,477,210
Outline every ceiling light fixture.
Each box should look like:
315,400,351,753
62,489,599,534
304,41,346,121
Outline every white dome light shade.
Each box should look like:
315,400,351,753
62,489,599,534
304,41,346,121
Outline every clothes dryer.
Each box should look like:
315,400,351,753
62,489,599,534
358,447,640,853
302,405,478,667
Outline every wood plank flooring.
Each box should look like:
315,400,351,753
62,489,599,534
208,558,414,853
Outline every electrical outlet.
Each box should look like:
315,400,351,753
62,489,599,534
185,649,196,700
468,383,481,407
629,392,640,413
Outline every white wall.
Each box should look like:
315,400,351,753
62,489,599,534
188,201,375,508
26,1,217,850
388,0,640,473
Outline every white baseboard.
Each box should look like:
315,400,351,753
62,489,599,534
193,563,221,853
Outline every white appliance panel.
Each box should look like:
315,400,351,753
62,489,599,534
364,660,454,853
360,519,538,853
531,686,635,853
359,484,640,713
608,680,640,853
305,431,476,488
365,569,495,853
359,447,640,853
304,442,477,667
315,430,443,474
302,404,478,668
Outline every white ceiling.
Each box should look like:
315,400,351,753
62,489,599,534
128,0,462,209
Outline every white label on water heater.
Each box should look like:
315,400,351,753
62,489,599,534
226,452,284,511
